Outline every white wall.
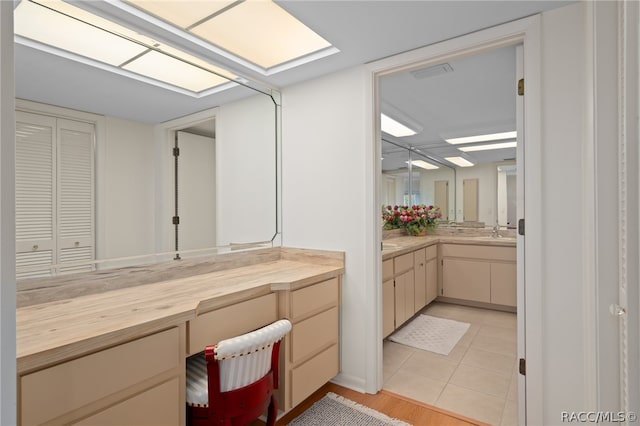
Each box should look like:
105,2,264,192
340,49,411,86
539,4,593,420
100,117,155,261
280,2,635,423
216,94,277,245
0,2,16,423
281,66,375,391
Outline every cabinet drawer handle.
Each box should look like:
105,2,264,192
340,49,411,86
32,244,38,251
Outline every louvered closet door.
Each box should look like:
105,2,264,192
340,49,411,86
15,112,56,278
57,118,95,274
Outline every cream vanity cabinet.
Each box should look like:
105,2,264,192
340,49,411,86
277,277,341,410
413,245,438,311
19,277,343,425
383,244,438,338
441,244,516,307
19,327,185,426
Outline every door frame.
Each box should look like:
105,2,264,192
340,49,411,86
366,14,543,424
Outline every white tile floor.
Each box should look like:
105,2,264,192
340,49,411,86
383,302,518,426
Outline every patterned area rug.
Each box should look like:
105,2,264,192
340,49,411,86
389,314,470,355
288,392,411,426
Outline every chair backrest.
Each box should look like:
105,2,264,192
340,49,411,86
186,319,292,426
214,319,292,392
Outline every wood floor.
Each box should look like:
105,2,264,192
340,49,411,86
262,382,490,425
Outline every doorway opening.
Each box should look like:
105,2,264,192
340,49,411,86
374,35,528,425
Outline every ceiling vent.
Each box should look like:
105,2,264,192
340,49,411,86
411,63,453,79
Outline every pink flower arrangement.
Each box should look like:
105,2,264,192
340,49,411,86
382,204,442,235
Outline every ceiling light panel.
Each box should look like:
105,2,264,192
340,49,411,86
446,131,517,145
458,141,517,152
15,0,148,66
445,156,475,167
381,113,417,137
123,51,230,93
126,1,236,29
408,160,439,170
189,0,332,69
15,0,238,94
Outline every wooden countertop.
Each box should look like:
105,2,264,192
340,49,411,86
17,248,344,374
382,235,516,260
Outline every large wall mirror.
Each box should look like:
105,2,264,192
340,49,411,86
13,0,280,280
379,44,519,229
381,140,456,222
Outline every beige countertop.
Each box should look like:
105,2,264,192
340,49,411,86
382,235,516,260
16,247,344,374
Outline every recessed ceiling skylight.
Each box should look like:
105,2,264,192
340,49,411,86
407,160,439,170
14,0,237,95
458,141,517,152
381,113,417,137
445,156,475,167
128,0,334,70
445,131,517,145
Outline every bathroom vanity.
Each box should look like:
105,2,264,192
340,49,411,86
16,247,344,426
382,233,516,337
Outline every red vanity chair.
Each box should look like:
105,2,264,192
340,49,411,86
186,319,292,426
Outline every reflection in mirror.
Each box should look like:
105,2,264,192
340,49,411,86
14,2,280,279
379,44,518,230
381,139,455,221
497,164,517,228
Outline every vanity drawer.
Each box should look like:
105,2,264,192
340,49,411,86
394,252,413,274
291,306,338,364
441,244,515,262
291,278,339,320
74,378,180,426
291,344,339,407
20,327,180,426
188,293,277,354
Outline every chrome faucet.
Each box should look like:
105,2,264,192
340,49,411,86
492,223,501,238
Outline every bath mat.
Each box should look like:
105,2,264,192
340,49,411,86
288,392,411,426
389,314,470,355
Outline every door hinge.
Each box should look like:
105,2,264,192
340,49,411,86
173,147,180,157
518,78,525,96
519,358,526,375
172,216,180,225
518,218,525,236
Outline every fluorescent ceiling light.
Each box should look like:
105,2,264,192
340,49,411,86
15,1,147,66
131,0,333,70
445,131,517,145
15,0,237,95
458,141,517,152
407,160,439,170
381,113,417,137
445,156,475,167
126,0,236,29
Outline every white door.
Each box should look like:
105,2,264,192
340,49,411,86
15,112,56,278
15,112,95,277
57,118,95,274
177,131,216,252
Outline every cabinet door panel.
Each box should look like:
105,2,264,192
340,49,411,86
383,279,395,337
395,270,414,325
413,249,426,312
442,259,490,303
490,262,517,306
426,258,438,304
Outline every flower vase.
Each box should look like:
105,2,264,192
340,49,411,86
407,227,428,237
